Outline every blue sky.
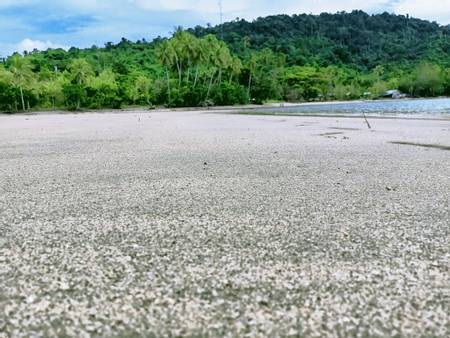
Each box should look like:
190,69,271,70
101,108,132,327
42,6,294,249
1,0,449,57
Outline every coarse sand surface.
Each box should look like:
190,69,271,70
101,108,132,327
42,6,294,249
0,111,449,337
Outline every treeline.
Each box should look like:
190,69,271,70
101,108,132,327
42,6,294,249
0,11,450,112
190,10,450,69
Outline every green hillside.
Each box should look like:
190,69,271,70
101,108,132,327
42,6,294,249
190,11,450,69
0,11,449,112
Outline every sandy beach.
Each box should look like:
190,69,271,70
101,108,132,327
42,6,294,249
0,110,449,337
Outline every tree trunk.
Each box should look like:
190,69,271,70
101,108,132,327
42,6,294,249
216,68,222,86
19,85,25,111
206,71,215,100
176,61,182,89
247,73,252,102
193,66,200,88
186,58,191,83
166,67,171,106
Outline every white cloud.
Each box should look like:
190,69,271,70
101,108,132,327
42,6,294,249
393,0,450,24
283,0,393,15
125,0,394,25
134,0,250,14
16,39,69,53
0,0,32,7
1,0,450,56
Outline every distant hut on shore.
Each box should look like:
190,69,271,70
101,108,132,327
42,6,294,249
383,89,407,99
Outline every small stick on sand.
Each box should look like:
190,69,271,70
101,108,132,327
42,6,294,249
363,112,372,129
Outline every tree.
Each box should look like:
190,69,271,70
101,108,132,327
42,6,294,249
8,55,34,111
202,35,221,100
228,56,242,84
1,11,449,110
283,66,330,101
414,63,444,96
189,11,449,70
246,53,258,101
63,84,86,110
68,58,93,86
39,75,67,108
245,49,284,103
0,66,19,111
129,74,154,105
64,59,94,109
86,69,120,108
156,40,176,105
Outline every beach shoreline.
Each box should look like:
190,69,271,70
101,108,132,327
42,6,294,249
2,97,450,121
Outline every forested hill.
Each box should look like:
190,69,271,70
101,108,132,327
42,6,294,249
1,11,450,112
189,11,450,69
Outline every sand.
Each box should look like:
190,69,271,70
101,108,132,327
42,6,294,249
0,110,449,337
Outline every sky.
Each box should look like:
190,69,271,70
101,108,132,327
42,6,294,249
1,0,450,57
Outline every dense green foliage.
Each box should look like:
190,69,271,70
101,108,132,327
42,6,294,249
0,11,449,112
190,11,450,69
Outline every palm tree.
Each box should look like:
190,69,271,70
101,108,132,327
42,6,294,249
215,44,232,85
203,36,220,100
170,30,184,89
66,58,93,109
191,40,204,89
246,54,258,102
68,58,93,86
156,40,175,105
229,57,242,84
0,65,16,111
9,55,34,111
131,75,153,105
178,32,197,84
47,75,68,109
44,79,62,109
